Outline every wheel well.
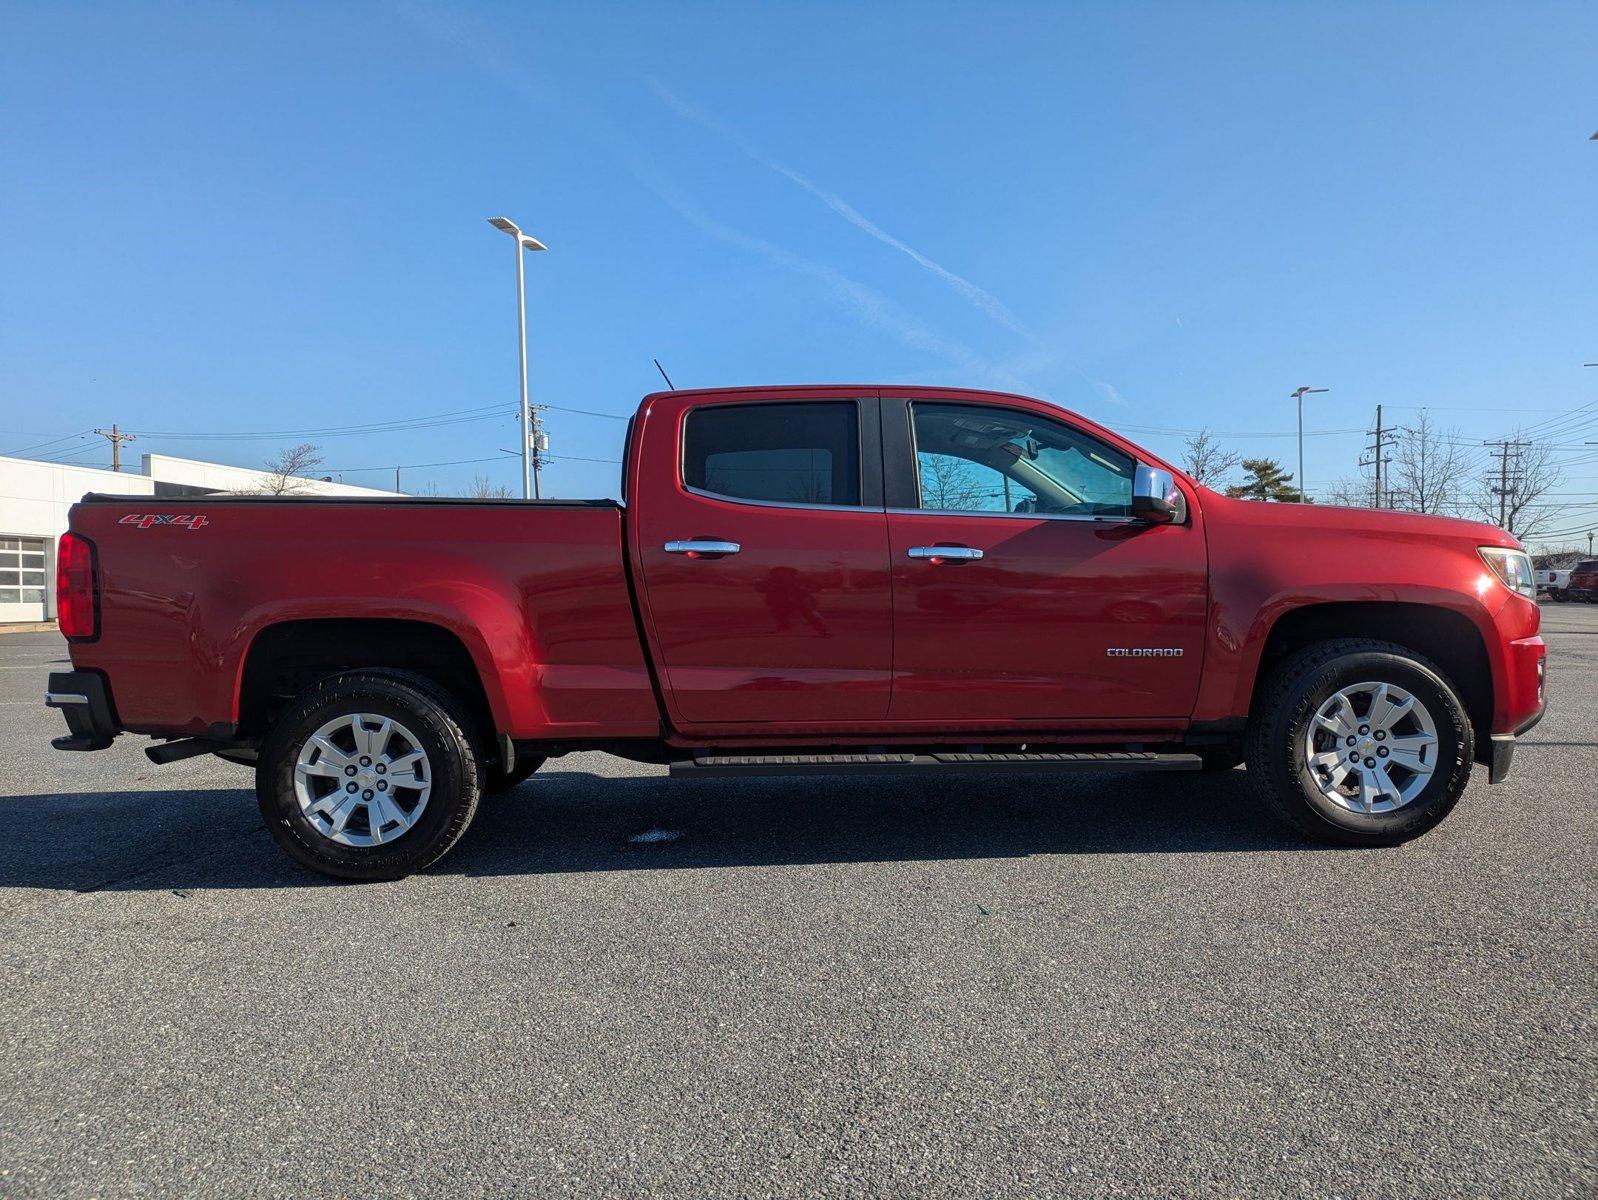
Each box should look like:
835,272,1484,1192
1252,602,1493,753
238,619,496,746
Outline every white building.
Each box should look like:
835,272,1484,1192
0,452,398,624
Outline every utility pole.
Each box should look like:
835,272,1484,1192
1483,438,1529,531
529,404,549,500
395,466,401,493
93,424,137,472
1360,404,1394,508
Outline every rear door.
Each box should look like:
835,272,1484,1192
882,395,1208,723
631,391,892,727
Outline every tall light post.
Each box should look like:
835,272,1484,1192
487,216,548,499
1290,386,1329,503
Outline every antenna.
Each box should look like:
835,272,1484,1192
653,359,676,390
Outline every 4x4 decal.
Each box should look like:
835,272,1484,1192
119,514,210,531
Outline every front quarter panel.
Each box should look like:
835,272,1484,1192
1193,495,1541,732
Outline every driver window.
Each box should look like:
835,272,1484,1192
910,402,1135,517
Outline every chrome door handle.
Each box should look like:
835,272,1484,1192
664,539,741,556
907,545,983,562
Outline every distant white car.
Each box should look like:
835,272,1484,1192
1536,567,1572,601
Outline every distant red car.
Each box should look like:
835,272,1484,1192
47,386,1546,879
1567,559,1598,601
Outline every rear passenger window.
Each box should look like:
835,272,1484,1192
683,402,861,506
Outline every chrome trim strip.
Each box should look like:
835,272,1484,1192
682,484,881,514
886,506,1136,525
45,692,90,707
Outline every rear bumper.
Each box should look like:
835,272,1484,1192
46,670,120,751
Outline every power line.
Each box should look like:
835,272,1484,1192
1,429,94,457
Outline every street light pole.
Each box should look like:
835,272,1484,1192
487,216,548,500
1290,386,1329,503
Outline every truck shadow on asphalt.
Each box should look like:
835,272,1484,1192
0,768,1360,893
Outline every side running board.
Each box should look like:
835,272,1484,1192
669,750,1202,778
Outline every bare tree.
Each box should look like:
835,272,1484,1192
251,443,324,495
1180,428,1242,487
1321,476,1374,508
1468,434,1563,541
918,453,994,511
1388,412,1468,515
465,474,513,499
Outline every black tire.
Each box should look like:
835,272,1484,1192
1244,638,1473,847
1551,590,1568,603
256,671,483,881
482,755,546,795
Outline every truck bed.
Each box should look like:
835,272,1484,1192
64,493,661,740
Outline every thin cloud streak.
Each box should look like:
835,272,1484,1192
648,79,1033,339
626,155,1034,390
390,6,1047,395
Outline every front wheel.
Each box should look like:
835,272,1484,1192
257,671,483,880
1245,639,1473,846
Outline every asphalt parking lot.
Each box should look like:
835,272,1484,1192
2,609,1594,1198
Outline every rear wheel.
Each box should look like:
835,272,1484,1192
257,671,483,880
1245,639,1473,846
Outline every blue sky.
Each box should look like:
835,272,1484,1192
3,2,1595,541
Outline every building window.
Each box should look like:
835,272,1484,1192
0,537,49,606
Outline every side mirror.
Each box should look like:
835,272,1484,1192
1131,465,1187,525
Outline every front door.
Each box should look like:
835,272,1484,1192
633,393,893,727
884,397,1207,723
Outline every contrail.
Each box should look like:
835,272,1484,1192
648,79,1033,339
388,4,1049,394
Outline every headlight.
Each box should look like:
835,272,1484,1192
1479,546,1536,600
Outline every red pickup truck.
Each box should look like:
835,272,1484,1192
47,386,1546,880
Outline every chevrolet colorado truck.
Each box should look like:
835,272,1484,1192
46,386,1547,880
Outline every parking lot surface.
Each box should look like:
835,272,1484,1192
2,607,1595,1197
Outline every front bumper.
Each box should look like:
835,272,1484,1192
1486,703,1545,785
46,670,119,751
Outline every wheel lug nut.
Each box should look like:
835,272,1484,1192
362,789,374,800
359,756,371,767
345,765,356,776
375,763,386,774
1346,736,1357,746
1374,731,1385,741
1364,757,1376,768
1358,725,1370,735
346,781,357,793
377,781,388,791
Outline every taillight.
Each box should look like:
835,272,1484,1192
56,532,98,640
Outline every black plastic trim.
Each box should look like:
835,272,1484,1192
880,396,918,509
46,670,119,750
1487,734,1515,785
671,750,1202,778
